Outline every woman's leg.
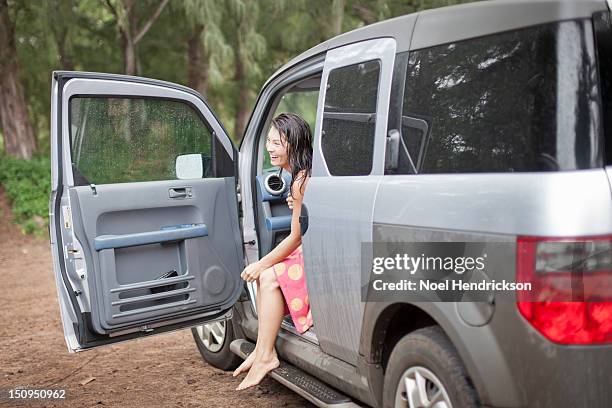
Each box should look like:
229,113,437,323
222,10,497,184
236,267,284,390
232,278,262,377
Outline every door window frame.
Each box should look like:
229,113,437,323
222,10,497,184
235,56,325,309
314,37,397,177
60,77,235,188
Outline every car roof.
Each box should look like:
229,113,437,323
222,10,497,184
264,0,607,87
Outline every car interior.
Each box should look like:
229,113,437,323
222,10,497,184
252,74,321,342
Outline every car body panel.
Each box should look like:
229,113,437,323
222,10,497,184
302,38,397,365
373,170,612,237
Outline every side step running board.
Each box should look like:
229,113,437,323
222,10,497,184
230,339,363,408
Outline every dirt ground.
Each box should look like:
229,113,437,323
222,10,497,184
0,189,313,407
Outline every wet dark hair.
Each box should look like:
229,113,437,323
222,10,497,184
270,112,313,198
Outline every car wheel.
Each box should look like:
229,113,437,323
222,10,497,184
383,326,479,408
191,315,243,371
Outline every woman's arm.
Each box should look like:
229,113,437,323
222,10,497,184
241,171,309,282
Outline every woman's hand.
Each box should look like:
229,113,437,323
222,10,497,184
240,261,266,282
286,195,294,209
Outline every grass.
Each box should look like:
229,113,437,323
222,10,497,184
0,155,50,236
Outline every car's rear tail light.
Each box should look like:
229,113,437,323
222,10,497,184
517,235,612,344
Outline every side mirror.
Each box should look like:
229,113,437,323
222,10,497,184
175,154,203,179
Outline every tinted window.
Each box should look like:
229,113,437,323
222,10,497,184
399,20,602,174
321,60,380,176
594,11,612,165
70,97,215,184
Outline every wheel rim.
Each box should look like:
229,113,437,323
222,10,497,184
395,366,452,408
196,320,226,353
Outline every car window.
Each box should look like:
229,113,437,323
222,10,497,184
393,19,602,174
321,60,380,176
69,97,214,185
594,10,612,166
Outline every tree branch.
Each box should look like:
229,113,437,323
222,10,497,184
352,4,377,25
103,0,118,20
133,0,169,44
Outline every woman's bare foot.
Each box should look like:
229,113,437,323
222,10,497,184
235,352,280,390
232,348,257,377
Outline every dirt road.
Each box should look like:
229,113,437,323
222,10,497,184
0,190,312,407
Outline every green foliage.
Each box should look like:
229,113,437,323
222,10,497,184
0,0,480,234
6,0,480,151
0,155,51,236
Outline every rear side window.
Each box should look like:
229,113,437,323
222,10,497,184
398,20,603,174
70,97,219,185
594,11,612,165
321,60,380,176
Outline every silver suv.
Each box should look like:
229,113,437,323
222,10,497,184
49,0,612,407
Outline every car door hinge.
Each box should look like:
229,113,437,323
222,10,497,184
90,184,97,196
140,325,154,333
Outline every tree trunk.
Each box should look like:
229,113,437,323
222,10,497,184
331,0,345,36
51,0,76,71
124,34,137,75
187,24,209,96
122,0,137,75
57,38,75,70
353,4,377,25
0,0,36,159
233,39,249,143
118,0,169,76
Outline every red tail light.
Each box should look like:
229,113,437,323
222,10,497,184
516,235,612,344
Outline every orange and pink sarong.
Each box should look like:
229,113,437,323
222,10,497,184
273,244,313,333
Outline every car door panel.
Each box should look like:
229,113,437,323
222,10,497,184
302,38,396,365
67,178,242,332
50,72,244,351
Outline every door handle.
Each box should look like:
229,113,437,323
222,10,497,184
169,187,190,199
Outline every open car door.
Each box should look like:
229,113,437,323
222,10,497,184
49,72,244,352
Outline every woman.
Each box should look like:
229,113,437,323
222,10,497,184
234,112,314,390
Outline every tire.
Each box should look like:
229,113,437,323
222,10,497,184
191,314,243,371
383,326,479,408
